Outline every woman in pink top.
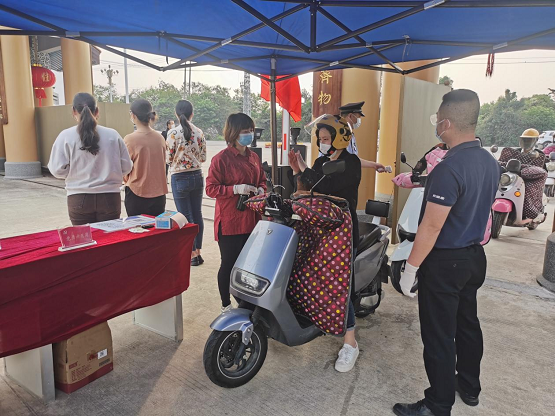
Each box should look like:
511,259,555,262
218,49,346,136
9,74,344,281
124,99,168,216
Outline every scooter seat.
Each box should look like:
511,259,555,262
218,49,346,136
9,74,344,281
358,224,382,253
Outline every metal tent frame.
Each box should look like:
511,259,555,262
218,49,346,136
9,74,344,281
1,0,555,182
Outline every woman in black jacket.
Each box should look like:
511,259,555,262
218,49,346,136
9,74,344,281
289,114,361,374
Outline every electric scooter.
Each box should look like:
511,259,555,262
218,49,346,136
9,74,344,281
490,158,548,237
389,152,424,295
203,160,391,388
544,152,555,198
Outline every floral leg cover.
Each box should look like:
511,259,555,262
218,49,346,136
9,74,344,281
246,194,353,336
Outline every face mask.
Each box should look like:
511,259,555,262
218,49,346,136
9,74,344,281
435,119,449,143
353,117,362,129
319,143,332,155
238,132,254,146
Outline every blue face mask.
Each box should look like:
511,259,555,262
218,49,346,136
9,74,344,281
238,132,254,146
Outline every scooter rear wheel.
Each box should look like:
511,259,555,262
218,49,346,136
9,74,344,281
203,326,267,388
391,260,419,295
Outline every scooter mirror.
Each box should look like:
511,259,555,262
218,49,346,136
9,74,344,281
400,152,407,164
491,145,499,154
322,159,346,175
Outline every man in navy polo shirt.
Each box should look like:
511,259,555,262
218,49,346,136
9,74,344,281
393,90,501,416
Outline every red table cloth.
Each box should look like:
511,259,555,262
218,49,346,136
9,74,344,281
0,224,198,358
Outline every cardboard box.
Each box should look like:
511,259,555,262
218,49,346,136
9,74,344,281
53,322,114,393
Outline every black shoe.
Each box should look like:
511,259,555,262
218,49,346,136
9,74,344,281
393,400,435,416
456,377,479,406
191,256,200,266
198,255,204,265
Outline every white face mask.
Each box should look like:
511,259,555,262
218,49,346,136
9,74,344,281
434,119,450,143
353,117,362,129
319,143,332,155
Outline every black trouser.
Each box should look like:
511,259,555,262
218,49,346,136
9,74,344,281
124,187,166,217
67,193,121,225
419,244,486,416
217,225,250,307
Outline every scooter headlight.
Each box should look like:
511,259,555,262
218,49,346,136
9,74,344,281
231,268,270,296
499,173,515,187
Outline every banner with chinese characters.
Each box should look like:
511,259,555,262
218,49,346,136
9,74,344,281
312,69,343,118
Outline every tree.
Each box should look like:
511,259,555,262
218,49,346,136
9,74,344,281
94,84,124,103
476,90,555,147
129,81,182,131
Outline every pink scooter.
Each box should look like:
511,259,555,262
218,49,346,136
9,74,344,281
490,154,547,238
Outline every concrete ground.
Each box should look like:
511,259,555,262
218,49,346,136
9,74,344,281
2,143,555,416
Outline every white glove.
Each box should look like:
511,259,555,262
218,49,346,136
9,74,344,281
257,187,265,195
296,152,307,171
400,262,418,298
233,184,257,195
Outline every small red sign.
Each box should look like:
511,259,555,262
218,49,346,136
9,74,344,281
57,225,94,250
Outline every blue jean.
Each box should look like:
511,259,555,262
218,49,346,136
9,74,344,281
347,301,355,331
171,170,204,251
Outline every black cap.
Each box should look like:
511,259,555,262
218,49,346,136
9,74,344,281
339,101,365,117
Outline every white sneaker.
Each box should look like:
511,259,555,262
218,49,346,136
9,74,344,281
335,343,359,373
221,304,233,313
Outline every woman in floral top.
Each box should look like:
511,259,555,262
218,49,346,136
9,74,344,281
166,99,207,266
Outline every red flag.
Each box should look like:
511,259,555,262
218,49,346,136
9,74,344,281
260,76,302,122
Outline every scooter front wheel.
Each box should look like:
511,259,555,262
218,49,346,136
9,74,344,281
491,212,506,239
391,260,419,295
203,325,267,388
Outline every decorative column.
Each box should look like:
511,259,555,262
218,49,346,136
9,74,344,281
340,68,381,207
61,38,93,103
0,126,5,172
1,35,41,179
376,60,440,201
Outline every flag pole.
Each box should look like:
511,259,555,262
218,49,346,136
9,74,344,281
270,58,278,185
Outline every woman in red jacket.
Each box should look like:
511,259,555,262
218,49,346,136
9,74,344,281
206,113,266,312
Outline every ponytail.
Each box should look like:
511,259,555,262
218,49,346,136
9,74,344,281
130,99,157,125
73,92,100,155
175,100,193,141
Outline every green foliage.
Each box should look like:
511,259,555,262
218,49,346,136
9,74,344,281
94,84,124,103
129,81,183,132
476,89,555,147
98,79,313,140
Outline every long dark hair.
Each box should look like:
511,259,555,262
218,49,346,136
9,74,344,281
224,113,255,145
130,99,156,125
175,100,193,141
74,93,100,155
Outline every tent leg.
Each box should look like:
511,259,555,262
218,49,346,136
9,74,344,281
270,58,279,185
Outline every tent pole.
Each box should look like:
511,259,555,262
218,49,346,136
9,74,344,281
270,58,279,186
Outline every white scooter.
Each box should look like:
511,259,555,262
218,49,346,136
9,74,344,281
490,147,548,237
389,153,424,295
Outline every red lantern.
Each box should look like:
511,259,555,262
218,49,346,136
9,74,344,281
31,65,56,106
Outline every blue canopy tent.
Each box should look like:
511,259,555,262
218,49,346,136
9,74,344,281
1,0,555,181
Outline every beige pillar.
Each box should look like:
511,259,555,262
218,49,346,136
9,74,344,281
376,61,440,199
0,37,5,171
61,38,93,103
34,86,54,108
340,68,381,208
0,124,5,171
1,35,41,178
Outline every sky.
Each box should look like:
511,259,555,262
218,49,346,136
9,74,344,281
53,48,555,107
